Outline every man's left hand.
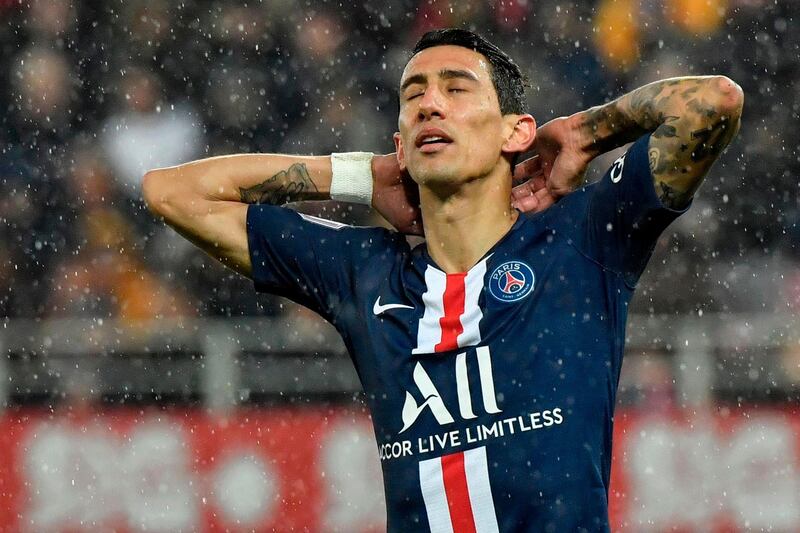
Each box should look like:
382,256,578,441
512,116,592,209
511,156,555,212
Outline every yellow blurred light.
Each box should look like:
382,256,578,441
666,0,728,35
594,0,640,72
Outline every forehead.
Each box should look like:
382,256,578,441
400,45,492,86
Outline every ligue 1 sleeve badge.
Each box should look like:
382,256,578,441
488,261,535,303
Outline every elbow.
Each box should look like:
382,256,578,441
709,76,744,119
142,168,172,217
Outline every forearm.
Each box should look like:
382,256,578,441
574,76,742,158
145,153,332,209
569,76,743,207
141,154,339,277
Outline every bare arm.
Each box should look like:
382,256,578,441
142,154,333,277
576,75,744,208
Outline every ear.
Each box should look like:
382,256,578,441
393,132,407,171
501,114,536,155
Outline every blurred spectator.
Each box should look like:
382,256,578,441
26,0,78,42
47,204,194,322
100,66,202,198
205,61,275,134
411,0,486,38
10,44,75,142
280,85,392,154
47,145,194,322
494,0,529,33
120,0,172,55
293,11,347,62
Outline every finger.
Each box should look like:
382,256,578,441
511,180,536,201
530,175,546,192
514,188,557,214
513,160,543,183
511,190,540,212
513,155,542,183
514,176,548,195
532,188,556,211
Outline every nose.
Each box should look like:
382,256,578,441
417,85,445,121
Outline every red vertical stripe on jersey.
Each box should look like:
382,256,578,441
435,272,467,352
441,451,477,533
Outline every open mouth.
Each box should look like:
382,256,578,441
415,130,453,152
419,139,452,153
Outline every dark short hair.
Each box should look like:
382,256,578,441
410,28,528,115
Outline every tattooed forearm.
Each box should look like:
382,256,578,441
580,104,643,157
577,76,743,208
579,80,684,155
238,163,324,205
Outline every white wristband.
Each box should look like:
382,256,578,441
330,152,374,205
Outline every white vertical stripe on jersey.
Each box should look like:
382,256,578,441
463,447,500,533
455,352,476,419
413,257,489,354
413,266,448,354
456,257,488,348
475,346,502,414
419,456,455,533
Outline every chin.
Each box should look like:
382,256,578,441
414,170,459,188
409,159,461,186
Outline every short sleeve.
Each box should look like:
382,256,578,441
246,204,391,325
582,134,691,286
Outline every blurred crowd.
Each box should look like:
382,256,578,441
0,0,797,324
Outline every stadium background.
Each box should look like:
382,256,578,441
0,0,798,530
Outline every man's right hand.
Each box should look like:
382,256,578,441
371,154,424,235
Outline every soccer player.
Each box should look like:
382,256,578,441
143,29,742,533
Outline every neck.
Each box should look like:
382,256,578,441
420,167,517,273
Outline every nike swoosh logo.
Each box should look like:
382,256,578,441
373,296,414,316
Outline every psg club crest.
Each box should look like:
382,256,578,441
488,261,535,303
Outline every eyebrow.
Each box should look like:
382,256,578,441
399,68,479,93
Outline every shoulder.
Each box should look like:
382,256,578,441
299,212,406,244
247,204,408,252
519,185,593,234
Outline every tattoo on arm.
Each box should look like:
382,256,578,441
579,103,643,156
238,163,322,205
689,119,731,162
649,111,737,209
657,178,693,208
648,147,660,171
580,76,742,209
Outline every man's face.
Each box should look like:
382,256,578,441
395,45,512,187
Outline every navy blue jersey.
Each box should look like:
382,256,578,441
247,135,688,532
